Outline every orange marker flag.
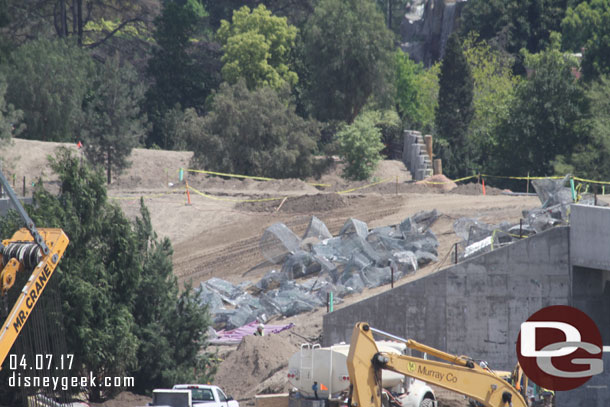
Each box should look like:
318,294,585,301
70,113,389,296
320,383,328,391
482,177,486,196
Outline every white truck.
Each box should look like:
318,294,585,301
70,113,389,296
150,384,239,407
287,342,437,407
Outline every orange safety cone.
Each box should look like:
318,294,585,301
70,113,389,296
482,177,486,196
185,180,192,205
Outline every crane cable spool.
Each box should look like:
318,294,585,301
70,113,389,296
1,242,43,270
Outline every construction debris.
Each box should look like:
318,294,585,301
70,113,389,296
455,175,606,259
198,211,440,329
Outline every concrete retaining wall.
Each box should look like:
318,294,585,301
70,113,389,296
323,203,610,405
323,227,571,370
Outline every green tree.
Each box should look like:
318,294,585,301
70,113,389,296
561,0,610,80
435,34,475,178
394,50,440,133
83,54,147,184
217,4,297,90
494,37,588,179
132,202,216,391
0,149,215,400
146,0,221,149
303,0,395,123
463,37,519,172
460,0,569,68
191,80,319,178
0,73,23,144
554,75,610,180
336,111,385,180
5,38,94,141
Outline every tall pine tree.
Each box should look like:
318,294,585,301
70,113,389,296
435,33,474,179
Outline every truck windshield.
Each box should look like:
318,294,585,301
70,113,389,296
191,389,215,402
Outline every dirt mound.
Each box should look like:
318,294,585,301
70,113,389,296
449,182,503,196
214,333,299,401
111,148,192,190
0,139,81,186
187,172,320,194
236,193,349,213
415,174,457,192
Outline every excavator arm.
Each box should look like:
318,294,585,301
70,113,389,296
347,323,528,407
0,169,69,368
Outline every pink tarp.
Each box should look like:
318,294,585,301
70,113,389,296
210,321,295,345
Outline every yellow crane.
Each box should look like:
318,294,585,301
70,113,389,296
346,322,530,407
0,168,69,368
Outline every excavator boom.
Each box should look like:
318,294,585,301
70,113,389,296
347,323,527,407
0,168,69,368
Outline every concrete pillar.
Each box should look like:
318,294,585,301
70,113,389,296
434,159,442,175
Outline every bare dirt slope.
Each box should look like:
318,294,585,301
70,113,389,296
2,139,546,407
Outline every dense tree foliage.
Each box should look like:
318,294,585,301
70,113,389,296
460,0,569,70
0,149,215,401
561,0,610,80
394,50,440,133
435,34,474,179
0,74,22,143
145,0,220,149
336,111,386,180
5,38,94,142
217,5,297,90
82,54,148,184
463,37,519,172
554,75,610,181
493,37,588,178
303,0,394,123
191,80,319,178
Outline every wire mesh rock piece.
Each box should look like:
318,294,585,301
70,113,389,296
254,270,286,292
196,284,225,312
205,277,243,301
339,218,369,238
532,175,572,208
260,222,302,264
280,250,322,279
303,216,333,240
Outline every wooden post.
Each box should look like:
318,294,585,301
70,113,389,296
185,180,192,205
526,171,530,194
433,159,442,175
23,176,26,196
424,135,433,161
454,243,458,264
519,219,523,239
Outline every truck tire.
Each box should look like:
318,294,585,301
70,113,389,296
419,398,434,407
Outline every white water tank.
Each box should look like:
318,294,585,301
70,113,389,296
287,342,407,399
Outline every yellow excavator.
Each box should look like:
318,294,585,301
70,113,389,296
0,168,69,368
346,323,552,407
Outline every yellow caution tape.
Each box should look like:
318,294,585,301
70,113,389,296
185,168,331,188
480,174,564,180
572,176,610,185
417,174,479,184
337,178,393,194
187,184,287,203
